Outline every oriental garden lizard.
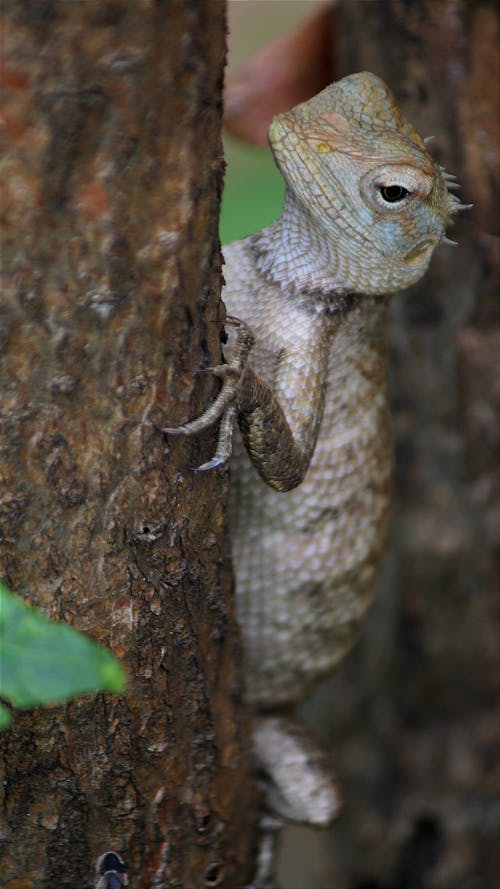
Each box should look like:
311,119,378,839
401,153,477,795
161,71,467,853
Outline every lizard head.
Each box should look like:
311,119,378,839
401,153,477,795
268,72,468,295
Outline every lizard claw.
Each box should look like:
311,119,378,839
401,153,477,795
224,313,247,328
154,422,193,437
193,455,227,472
155,424,189,436
155,370,240,437
197,364,241,380
192,404,236,471
157,319,255,469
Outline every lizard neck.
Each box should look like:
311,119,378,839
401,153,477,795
250,187,367,299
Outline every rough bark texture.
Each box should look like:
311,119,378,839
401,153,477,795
279,2,498,888
0,2,256,887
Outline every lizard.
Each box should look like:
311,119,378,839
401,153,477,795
161,71,466,835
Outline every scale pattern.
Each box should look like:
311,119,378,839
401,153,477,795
221,72,463,707
226,243,392,705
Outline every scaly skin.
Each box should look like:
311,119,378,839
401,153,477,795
227,268,392,706
164,72,465,827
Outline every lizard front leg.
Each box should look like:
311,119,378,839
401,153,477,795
161,313,331,491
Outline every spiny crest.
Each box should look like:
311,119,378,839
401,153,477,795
439,165,472,219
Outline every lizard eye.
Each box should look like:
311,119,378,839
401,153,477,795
379,185,410,203
380,185,410,204
361,164,431,212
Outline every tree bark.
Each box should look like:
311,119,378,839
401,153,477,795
280,2,498,888
0,2,257,887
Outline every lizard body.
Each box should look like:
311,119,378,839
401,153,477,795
165,72,465,827
226,241,392,706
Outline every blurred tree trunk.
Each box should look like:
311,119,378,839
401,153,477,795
280,2,498,888
0,2,257,887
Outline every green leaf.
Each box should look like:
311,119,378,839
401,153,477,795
0,579,126,717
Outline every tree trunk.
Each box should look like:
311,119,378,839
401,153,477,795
280,2,498,887
0,2,257,887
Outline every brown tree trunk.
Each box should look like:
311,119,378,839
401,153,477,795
0,2,257,887
280,2,498,888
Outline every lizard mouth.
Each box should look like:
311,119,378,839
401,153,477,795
403,238,436,263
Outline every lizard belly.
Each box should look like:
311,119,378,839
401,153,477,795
230,366,392,708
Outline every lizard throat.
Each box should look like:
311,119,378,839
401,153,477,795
248,186,398,308
249,188,353,301
248,228,359,318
